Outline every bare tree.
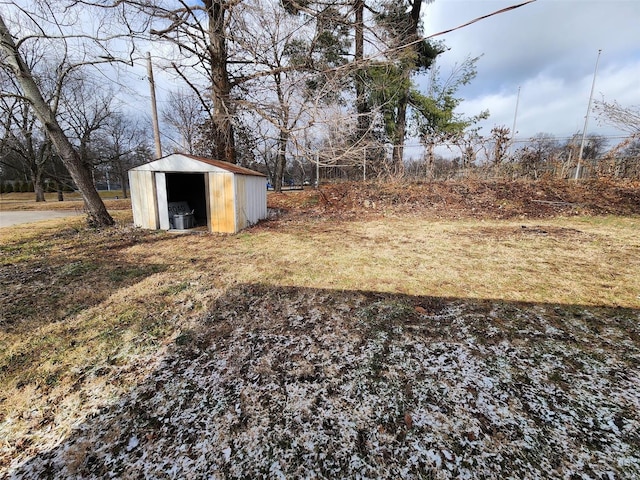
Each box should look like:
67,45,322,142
0,5,131,225
596,134,640,179
616,137,640,179
353,0,371,138
140,0,355,168
581,134,608,161
0,73,52,201
59,75,116,174
485,125,511,167
93,113,151,199
235,1,350,191
512,133,560,179
145,0,240,163
595,100,640,135
162,90,206,154
453,128,484,172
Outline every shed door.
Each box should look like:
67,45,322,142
129,170,159,229
208,172,236,233
155,173,169,229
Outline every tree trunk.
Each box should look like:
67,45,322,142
426,143,435,179
274,132,289,193
52,127,113,225
117,159,129,199
392,92,408,174
121,168,129,199
32,170,46,202
27,150,47,202
391,0,424,175
0,13,114,226
205,0,237,164
354,0,369,137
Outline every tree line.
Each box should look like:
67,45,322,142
1,0,490,225
1,1,637,226
0,68,151,201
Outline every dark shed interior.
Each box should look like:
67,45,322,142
166,173,207,226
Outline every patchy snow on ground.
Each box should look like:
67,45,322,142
8,286,640,479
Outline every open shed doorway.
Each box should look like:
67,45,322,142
165,173,208,229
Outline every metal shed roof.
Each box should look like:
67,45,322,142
130,153,266,177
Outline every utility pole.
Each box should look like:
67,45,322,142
147,52,162,159
510,86,521,156
363,146,367,181
575,49,602,180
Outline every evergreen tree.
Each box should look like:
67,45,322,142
368,0,442,172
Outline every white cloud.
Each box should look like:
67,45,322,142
458,58,640,141
422,0,640,142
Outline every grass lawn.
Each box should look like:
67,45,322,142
1,188,639,478
0,190,131,212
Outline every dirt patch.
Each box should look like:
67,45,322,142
467,225,594,241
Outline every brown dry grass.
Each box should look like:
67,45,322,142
1,180,639,474
2,211,637,395
221,215,638,308
0,191,130,211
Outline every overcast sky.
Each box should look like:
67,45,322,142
421,0,640,144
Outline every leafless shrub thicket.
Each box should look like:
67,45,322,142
279,132,639,185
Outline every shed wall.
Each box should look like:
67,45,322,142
235,175,267,230
235,175,247,231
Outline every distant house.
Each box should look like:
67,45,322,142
128,153,267,234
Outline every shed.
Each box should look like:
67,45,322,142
128,153,267,233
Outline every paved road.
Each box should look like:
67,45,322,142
0,210,82,228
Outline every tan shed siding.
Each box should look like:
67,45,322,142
208,172,236,233
223,173,237,232
129,170,158,229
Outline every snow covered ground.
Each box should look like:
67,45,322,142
7,285,640,479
